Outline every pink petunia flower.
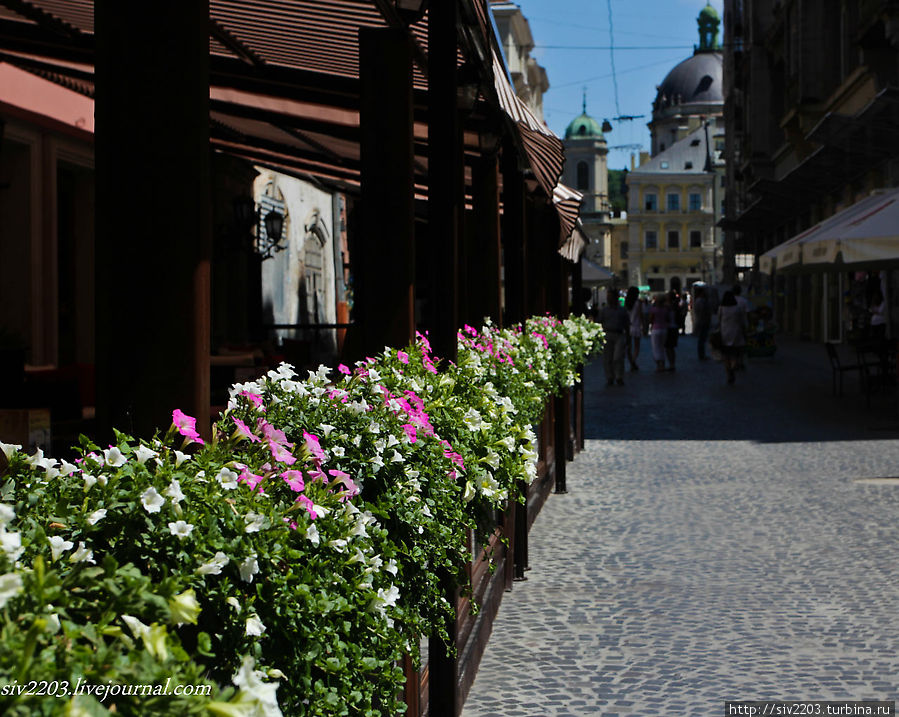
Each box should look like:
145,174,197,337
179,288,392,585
172,409,204,445
232,416,260,443
397,350,409,365
297,494,319,520
268,440,297,466
239,390,265,410
258,419,292,448
280,470,305,492
423,356,437,374
401,423,417,444
338,364,351,375
238,467,265,491
303,432,327,463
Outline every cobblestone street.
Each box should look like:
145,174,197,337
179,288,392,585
462,336,899,716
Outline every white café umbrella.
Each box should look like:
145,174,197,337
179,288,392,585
760,188,899,273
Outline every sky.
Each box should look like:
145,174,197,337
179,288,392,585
511,0,725,171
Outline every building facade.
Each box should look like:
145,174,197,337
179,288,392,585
723,0,899,341
626,3,726,294
489,1,550,122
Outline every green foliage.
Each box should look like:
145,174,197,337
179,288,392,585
0,315,601,716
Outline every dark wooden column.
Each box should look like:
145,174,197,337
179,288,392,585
357,28,415,358
94,1,210,440
468,152,502,327
428,1,461,364
501,143,526,326
429,8,461,714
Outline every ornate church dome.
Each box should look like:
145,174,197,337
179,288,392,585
653,52,723,114
564,96,604,140
652,2,723,117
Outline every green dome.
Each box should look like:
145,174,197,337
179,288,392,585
699,2,719,20
564,113,604,140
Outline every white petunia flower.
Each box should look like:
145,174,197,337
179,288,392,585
305,523,320,546
331,446,345,458
231,656,281,716
1,531,23,562
239,554,259,583
197,551,229,576
69,541,95,564
0,572,24,608
164,479,185,503
103,446,128,467
385,559,398,576
226,596,241,612
0,504,14,529
140,487,165,513
327,538,348,552
216,467,239,491
121,614,149,639
59,460,79,476
390,450,404,464
134,445,158,465
167,521,194,540
319,424,336,436
245,615,266,636
86,509,107,526
82,473,97,491
48,535,74,561
367,422,380,434
173,450,191,467
0,442,21,460
244,512,265,533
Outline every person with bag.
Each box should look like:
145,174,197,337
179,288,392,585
692,285,712,360
717,290,747,384
624,286,643,371
597,288,630,386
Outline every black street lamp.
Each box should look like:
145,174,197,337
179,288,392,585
232,196,286,261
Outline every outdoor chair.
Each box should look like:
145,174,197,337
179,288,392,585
824,341,864,396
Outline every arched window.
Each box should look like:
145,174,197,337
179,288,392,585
576,161,589,190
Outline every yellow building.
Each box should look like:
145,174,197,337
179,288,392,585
627,125,724,293
624,3,724,294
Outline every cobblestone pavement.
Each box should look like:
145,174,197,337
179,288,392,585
461,335,899,716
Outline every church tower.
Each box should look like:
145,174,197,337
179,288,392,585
562,95,612,267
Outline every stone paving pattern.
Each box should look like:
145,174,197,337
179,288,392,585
461,335,899,716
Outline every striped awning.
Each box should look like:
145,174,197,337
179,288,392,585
491,48,583,256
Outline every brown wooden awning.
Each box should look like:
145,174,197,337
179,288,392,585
0,0,581,256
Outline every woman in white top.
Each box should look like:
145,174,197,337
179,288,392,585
624,286,643,371
717,290,747,384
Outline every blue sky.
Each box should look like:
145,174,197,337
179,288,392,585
512,0,725,170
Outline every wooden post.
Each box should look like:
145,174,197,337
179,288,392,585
553,393,568,493
469,153,502,327
501,142,526,326
358,28,415,358
94,0,210,441
513,491,529,580
503,501,515,591
428,0,461,365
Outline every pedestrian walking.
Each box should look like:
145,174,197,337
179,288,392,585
648,294,670,373
692,285,712,360
665,290,680,371
732,284,749,370
624,286,643,371
718,290,747,384
598,289,629,386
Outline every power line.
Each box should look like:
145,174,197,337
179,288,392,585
551,55,686,89
534,44,693,50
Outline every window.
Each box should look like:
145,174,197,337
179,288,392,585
620,241,629,259
648,278,665,292
645,230,657,250
667,230,680,249
667,193,680,211
690,230,702,247
684,161,693,170
644,193,657,211
660,160,669,169
576,161,589,191
689,193,702,211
